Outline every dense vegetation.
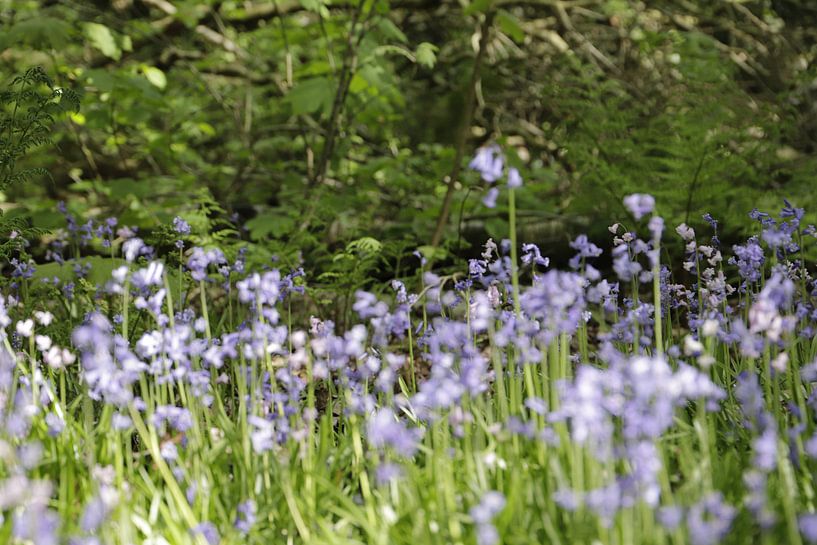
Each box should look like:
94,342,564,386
2,1,817,544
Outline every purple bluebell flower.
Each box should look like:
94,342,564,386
569,235,603,259
762,225,793,249
551,353,722,516
521,270,586,345
45,413,65,436
471,491,505,545
730,237,764,283
569,235,602,270
553,488,580,511
248,415,276,453
10,258,35,279
191,522,220,545
470,491,506,524
187,247,227,282
375,462,404,485
612,243,642,282
237,270,283,310
173,216,191,235
686,492,735,545
675,223,695,241
476,524,499,545
81,494,114,533
702,212,718,231
131,261,164,290
469,145,504,183
13,505,60,545
353,291,388,319
73,313,145,406
748,271,795,341
152,405,193,432
366,408,423,457
507,167,522,188
753,426,778,472
122,238,146,262
744,470,776,529
657,506,684,531
623,194,655,220
781,199,804,221
521,243,549,268
235,499,257,534
800,513,817,543
112,413,132,430
482,187,499,209
648,216,664,241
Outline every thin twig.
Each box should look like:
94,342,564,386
430,11,494,250
308,0,366,190
684,149,708,225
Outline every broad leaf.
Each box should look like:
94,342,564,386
84,22,122,60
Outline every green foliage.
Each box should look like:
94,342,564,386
0,66,79,257
1,1,816,285
0,66,79,188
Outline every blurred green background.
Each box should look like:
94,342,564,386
2,0,817,281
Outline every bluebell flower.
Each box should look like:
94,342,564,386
366,408,423,457
469,145,504,183
353,291,388,319
521,243,549,268
482,187,499,209
191,522,220,545
45,413,65,436
623,193,655,220
471,491,505,545
612,244,642,282
375,462,404,485
476,523,499,545
744,470,776,529
234,499,257,534
569,235,603,259
686,492,735,545
702,212,718,231
122,237,146,262
13,505,60,545
800,513,817,543
522,270,586,345
657,506,684,531
730,237,764,283
81,495,113,533
173,216,191,235
568,234,602,270
507,167,522,188
781,199,804,221
152,405,193,432
10,258,35,279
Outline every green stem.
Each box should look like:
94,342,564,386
509,186,521,316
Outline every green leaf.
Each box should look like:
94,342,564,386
298,0,326,13
142,66,167,90
286,77,333,115
347,237,382,254
82,69,118,93
415,42,438,69
464,0,492,15
496,9,525,43
377,18,408,43
245,211,296,240
415,245,447,262
84,22,122,60
0,17,74,50
33,256,128,286
349,73,369,94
